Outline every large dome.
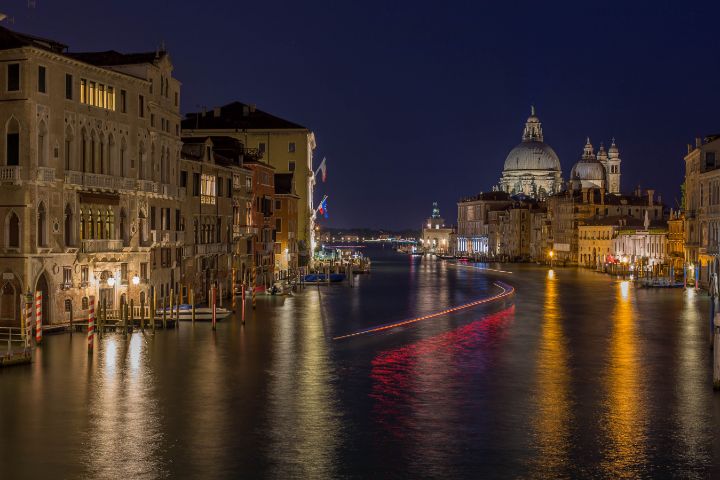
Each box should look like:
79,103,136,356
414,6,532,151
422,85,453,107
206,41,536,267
503,140,562,172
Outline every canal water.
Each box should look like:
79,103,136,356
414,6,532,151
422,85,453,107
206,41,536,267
2,247,720,478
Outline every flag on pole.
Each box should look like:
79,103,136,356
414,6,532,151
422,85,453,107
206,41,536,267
318,157,327,182
318,197,329,219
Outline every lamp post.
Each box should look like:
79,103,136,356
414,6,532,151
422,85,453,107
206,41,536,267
549,250,554,268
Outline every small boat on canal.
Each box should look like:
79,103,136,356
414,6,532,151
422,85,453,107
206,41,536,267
158,304,233,321
303,273,346,284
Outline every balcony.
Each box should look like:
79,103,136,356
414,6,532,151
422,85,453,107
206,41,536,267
81,239,125,253
137,179,158,194
196,243,228,255
84,172,115,189
36,166,55,182
233,225,257,237
0,166,21,183
114,177,136,190
64,170,83,186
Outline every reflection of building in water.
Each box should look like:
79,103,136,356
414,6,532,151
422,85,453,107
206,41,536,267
422,202,454,255
530,269,570,475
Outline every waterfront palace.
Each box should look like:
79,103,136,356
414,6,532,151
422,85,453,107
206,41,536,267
0,26,318,325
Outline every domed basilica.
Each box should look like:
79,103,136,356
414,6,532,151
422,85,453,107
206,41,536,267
498,107,563,199
497,108,622,198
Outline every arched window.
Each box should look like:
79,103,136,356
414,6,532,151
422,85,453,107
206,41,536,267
150,143,156,181
138,209,146,244
81,128,88,172
107,134,115,176
96,209,103,240
64,204,74,247
6,117,19,166
37,202,47,247
64,125,74,171
90,130,97,173
37,120,48,167
120,138,127,177
138,141,146,180
106,209,114,239
120,208,128,246
88,209,94,239
7,211,19,248
99,134,105,174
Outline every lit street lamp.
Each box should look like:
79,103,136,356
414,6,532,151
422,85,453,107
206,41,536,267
132,275,140,286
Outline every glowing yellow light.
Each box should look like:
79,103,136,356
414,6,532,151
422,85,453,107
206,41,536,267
549,250,554,258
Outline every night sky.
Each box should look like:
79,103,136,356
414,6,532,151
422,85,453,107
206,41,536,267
6,1,720,229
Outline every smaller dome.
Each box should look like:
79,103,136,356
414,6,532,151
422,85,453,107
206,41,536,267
571,160,606,182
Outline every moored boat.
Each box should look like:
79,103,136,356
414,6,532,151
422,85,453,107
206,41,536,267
303,273,346,284
158,304,233,321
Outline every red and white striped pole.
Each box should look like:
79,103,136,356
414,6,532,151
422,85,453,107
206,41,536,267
24,298,32,348
241,284,246,325
87,296,95,353
35,290,42,345
211,285,217,331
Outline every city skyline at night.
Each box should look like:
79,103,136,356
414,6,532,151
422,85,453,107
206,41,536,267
5,0,720,228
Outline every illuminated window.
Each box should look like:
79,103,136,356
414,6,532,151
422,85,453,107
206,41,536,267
98,84,105,108
80,79,86,103
88,81,96,106
201,174,216,205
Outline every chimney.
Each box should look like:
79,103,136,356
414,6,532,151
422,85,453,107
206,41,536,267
635,185,641,197
688,144,693,154
696,137,702,148
201,106,207,117
242,105,249,117
647,189,654,206
657,194,662,205
213,107,221,117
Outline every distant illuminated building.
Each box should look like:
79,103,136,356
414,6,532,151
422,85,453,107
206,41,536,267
422,202,454,254
498,107,563,199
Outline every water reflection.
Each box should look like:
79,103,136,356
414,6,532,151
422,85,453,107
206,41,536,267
371,307,514,439
529,268,570,477
85,333,165,479
601,281,646,476
267,294,341,478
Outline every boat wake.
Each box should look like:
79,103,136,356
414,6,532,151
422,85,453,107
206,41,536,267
332,282,515,341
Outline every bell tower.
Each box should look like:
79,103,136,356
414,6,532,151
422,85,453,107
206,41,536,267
607,138,621,194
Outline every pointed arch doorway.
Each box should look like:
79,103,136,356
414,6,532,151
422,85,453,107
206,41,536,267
35,272,51,325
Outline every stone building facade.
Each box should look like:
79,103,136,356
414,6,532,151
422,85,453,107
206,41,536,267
182,102,317,266
0,27,183,324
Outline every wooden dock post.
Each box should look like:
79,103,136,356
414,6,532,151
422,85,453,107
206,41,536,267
232,269,236,309
175,292,180,328
169,288,174,329
69,301,74,337
140,295,145,332
24,295,32,347
129,299,135,333
100,299,106,338
88,296,95,353
252,268,257,310
714,313,720,389
241,284,246,325
162,297,167,329
151,292,156,333
191,289,195,323
211,285,217,331
122,303,128,336
35,290,42,345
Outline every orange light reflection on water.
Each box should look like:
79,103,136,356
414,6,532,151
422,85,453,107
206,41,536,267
601,280,646,476
530,265,570,476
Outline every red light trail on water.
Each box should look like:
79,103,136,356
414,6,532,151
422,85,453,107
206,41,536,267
332,282,515,341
